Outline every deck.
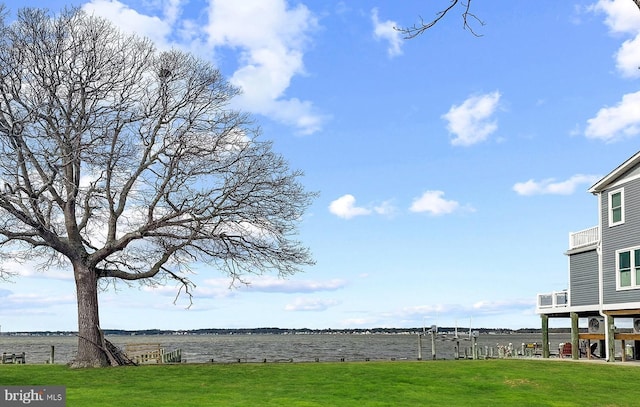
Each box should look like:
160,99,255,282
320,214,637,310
568,225,598,251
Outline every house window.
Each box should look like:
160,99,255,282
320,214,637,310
619,251,631,287
608,189,624,226
616,247,640,289
635,250,640,287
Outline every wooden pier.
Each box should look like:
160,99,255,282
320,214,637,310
2,352,25,364
124,343,182,364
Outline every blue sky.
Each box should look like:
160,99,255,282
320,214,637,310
1,0,640,332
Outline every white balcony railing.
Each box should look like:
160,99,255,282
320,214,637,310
537,290,568,310
569,226,599,250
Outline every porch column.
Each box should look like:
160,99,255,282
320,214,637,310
541,314,549,358
570,312,579,360
606,314,615,362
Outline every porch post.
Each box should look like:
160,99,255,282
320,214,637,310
606,314,615,363
541,314,549,358
570,312,579,360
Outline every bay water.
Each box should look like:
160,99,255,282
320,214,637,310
0,332,571,364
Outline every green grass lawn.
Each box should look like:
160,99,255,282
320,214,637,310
1,359,639,406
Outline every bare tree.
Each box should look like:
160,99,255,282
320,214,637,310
396,0,640,39
0,7,315,367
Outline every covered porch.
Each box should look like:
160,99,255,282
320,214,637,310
539,309,640,362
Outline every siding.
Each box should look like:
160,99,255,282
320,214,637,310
601,172,640,305
569,249,599,306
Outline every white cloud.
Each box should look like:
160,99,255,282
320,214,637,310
162,0,183,24
206,0,324,135
471,299,534,315
409,191,464,215
371,8,403,58
328,195,397,219
329,195,372,219
513,174,601,196
353,303,472,329
82,0,324,135
591,0,640,78
82,0,173,48
616,35,640,77
584,2,640,139
0,291,76,313
339,317,378,327
196,276,347,297
585,91,640,141
245,277,347,293
592,0,640,34
82,0,204,53
285,297,340,312
393,299,534,322
397,304,448,317
2,259,73,281
373,200,397,217
442,91,501,146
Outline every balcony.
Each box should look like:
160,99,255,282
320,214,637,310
569,226,599,250
537,290,568,313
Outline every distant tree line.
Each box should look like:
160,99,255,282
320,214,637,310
5,327,579,336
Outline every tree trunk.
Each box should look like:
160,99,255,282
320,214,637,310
70,262,109,368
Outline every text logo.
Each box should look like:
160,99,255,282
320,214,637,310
0,387,65,406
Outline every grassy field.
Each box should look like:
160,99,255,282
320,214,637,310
1,359,640,406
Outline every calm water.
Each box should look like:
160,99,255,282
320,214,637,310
0,333,571,364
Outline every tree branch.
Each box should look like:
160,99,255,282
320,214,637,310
395,0,485,39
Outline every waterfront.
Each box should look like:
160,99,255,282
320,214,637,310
0,332,572,364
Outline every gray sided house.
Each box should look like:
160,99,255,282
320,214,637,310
536,151,640,362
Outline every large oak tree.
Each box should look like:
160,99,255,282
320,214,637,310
0,6,315,367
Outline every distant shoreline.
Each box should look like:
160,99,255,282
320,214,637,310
0,327,576,336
